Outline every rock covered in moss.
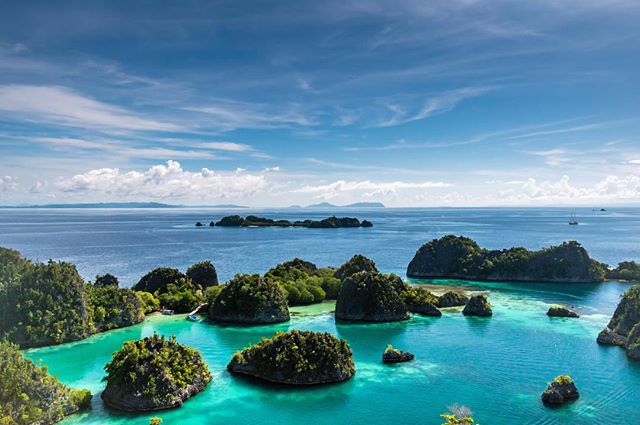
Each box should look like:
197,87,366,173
335,271,409,322
436,291,469,308
209,274,290,324
462,294,492,317
597,285,640,360
382,345,415,363
547,305,579,318
227,330,355,385
334,254,378,281
541,375,580,405
407,235,606,283
102,334,211,411
186,261,219,288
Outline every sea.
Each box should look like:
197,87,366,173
1,207,639,424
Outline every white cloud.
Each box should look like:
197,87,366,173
0,176,18,192
524,148,570,166
499,174,640,203
629,159,640,164
294,179,452,199
0,85,182,132
57,160,267,200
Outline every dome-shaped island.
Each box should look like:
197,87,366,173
209,274,290,324
227,330,355,385
335,271,409,322
102,335,212,411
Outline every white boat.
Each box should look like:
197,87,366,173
187,314,198,322
569,213,578,225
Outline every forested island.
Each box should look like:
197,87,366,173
407,235,606,283
227,330,355,385
597,285,640,360
202,215,373,228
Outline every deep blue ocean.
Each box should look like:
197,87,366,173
2,207,640,425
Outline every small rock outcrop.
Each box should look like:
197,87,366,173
102,335,211,411
462,294,492,317
407,235,606,283
227,330,355,385
541,375,580,405
436,291,469,308
597,285,640,360
382,345,415,363
335,271,409,322
334,254,378,281
209,274,290,324
547,305,579,318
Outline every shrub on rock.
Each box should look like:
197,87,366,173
436,291,470,308
186,261,219,288
541,375,579,405
334,254,378,281
462,294,492,317
335,271,408,322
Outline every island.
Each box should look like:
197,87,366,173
541,375,580,405
547,305,579,318
382,345,415,363
0,340,92,424
402,286,442,316
607,261,640,282
335,271,409,322
436,291,469,308
407,235,606,283
210,215,373,228
462,294,492,317
227,330,355,385
209,274,290,324
102,335,211,411
597,285,640,360
334,254,378,281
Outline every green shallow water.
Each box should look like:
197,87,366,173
25,281,640,425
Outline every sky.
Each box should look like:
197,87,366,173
0,0,639,207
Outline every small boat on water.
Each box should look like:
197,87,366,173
569,213,579,225
161,309,174,315
187,314,198,322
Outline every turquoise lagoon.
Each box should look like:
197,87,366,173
25,280,640,425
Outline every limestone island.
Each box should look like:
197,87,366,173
407,235,606,283
547,305,579,318
335,270,409,322
209,274,290,324
462,294,492,316
597,285,640,360
541,375,580,405
211,215,373,228
382,345,415,363
102,334,212,411
227,330,355,385
607,261,640,282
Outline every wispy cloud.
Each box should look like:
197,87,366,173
375,86,495,127
0,85,182,133
294,179,452,199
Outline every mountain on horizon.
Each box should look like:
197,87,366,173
2,202,250,209
304,201,385,208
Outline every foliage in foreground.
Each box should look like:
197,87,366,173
0,340,91,425
440,404,479,425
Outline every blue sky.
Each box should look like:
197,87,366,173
0,0,639,206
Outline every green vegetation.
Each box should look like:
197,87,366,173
1,254,91,347
186,261,218,288
0,340,91,424
102,334,211,411
87,284,144,332
401,286,441,315
335,271,409,322
407,235,606,283
440,404,478,425
136,291,160,314
209,274,290,324
213,215,373,228
155,278,203,313
132,268,186,293
462,294,493,317
607,261,640,282
227,330,355,385
94,273,119,287
0,246,154,348
436,291,469,308
334,254,378,281
263,258,340,306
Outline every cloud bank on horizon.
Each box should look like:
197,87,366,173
0,0,639,207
